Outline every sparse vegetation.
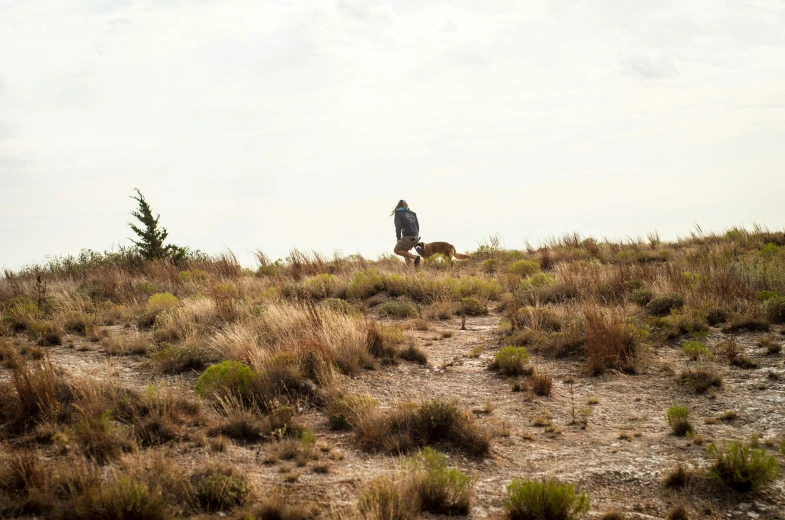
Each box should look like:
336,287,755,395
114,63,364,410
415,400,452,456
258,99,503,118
2,224,785,517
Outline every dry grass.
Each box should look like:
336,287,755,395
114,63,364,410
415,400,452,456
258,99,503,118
584,307,638,374
355,399,490,456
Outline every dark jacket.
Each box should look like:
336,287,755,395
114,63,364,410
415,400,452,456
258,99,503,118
394,208,419,239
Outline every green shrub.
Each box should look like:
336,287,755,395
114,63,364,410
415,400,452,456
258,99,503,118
666,405,693,436
507,260,541,277
146,293,179,312
756,290,779,301
461,298,488,316
378,300,419,319
493,347,530,376
302,274,341,299
195,361,256,399
504,478,589,520
645,293,684,316
347,270,384,299
482,259,499,274
681,341,707,361
630,289,653,306
764,296,785,324
706,440,779,492
193,466,250,511
256,265,279,278
409,447,475,515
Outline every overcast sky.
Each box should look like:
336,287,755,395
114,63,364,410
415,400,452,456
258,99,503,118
2,0,784,269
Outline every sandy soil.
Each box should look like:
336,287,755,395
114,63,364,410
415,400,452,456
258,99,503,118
5,314,785,519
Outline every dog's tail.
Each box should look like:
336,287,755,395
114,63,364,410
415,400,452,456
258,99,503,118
453,253,471,260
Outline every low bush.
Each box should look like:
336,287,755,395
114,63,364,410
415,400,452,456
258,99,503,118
645,293,684,316
504,478,589,520
301,274,341,299
378,300,419,319
347,270,384,299
195,361,257,400
706,440,779,492
507,260,541,277
682,341,707,361
530,370,553,397
584,308,637,374
629,289,653,306
764,296,785,324
666,505,689,520
409,447,475,515
328,394,379,430
722,316,770,333
758,335,782,354
358,476,420,520
680,369,723,394
192,465,251,511
666,405,693,436
355,399,490,456
664,463,690,488
399,344,428,365
492,347,531,376
152,342,217,374
460,297,488,316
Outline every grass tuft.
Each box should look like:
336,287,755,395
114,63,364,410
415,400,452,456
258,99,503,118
706,440,780,492
666,405,693,436
504,478,589,520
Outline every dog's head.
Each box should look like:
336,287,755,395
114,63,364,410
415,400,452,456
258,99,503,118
414,242,424,255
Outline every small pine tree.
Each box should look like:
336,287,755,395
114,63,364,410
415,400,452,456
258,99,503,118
129,189,170,260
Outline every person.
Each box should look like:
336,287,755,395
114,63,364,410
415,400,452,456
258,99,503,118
391,200,421,267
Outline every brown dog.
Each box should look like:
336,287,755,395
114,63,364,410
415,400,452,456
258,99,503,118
414,241,470,267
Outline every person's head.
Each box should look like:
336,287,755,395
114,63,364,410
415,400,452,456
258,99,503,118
390,199,409,216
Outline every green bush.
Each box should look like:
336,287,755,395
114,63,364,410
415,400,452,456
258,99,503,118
504,478,589,520
706,440,779,492
756,290,779,301
507,260,541,277
482,259,499,274
666,405,693,436
409,447,475,515
195,361,256,399
764,296,785,324
302,274,341,299
461,298,488,316
378,300,419,319
630,289,653,306
146,293,179,312
193,467,250,511
493,347,530,376
681,341,707,361
347,270,384,299
645,293,684,316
